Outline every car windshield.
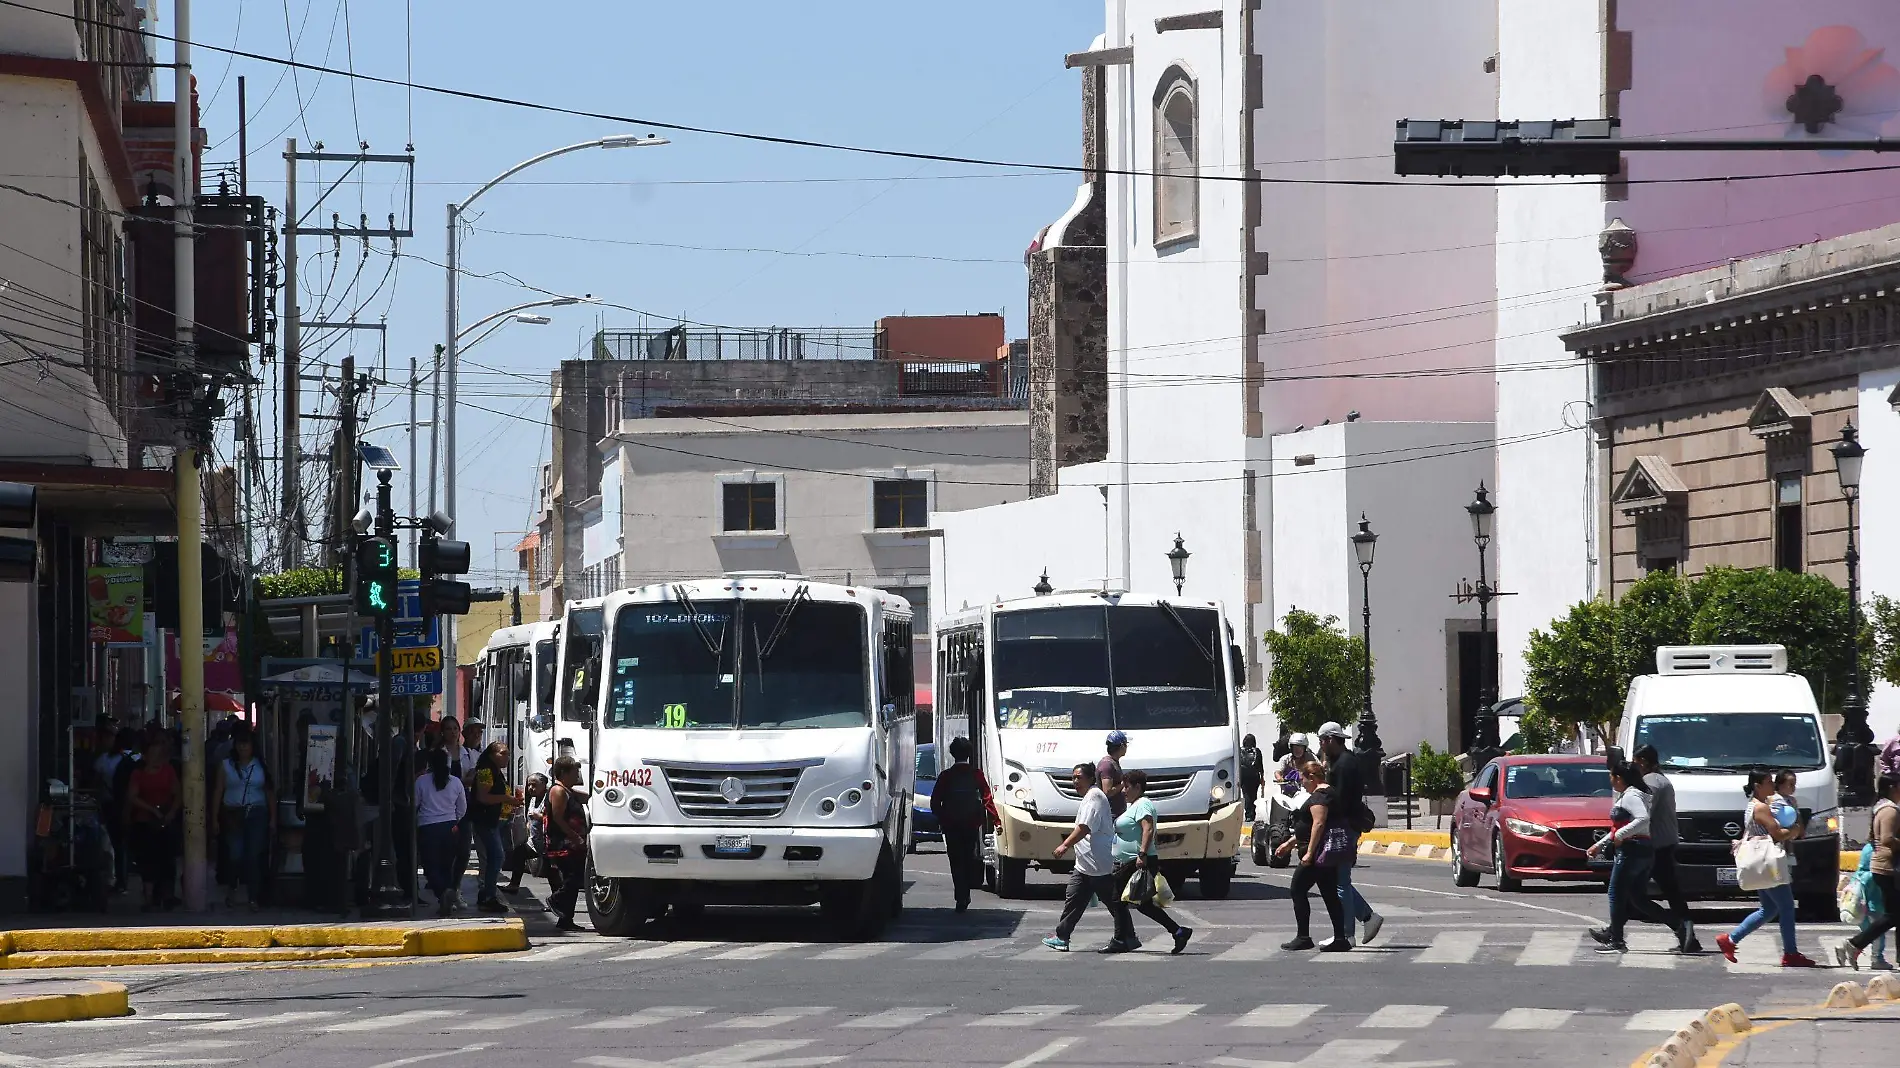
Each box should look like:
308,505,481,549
991,605,1226,731
1634,713,1826,771
605,599,869,730
915,747,938,780
1505,764,1612,799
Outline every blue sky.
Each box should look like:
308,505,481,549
185,1,1101,583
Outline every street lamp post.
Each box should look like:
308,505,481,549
1466,484,1501,766
442,135,666,720
1033,570,1054,597
1352,515,1383,769
1832,423,1873,806
1167,534,1190,595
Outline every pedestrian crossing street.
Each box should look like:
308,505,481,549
35,1001,1719,1036
511,921,1858,973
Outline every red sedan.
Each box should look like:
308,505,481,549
1449,755,1613,890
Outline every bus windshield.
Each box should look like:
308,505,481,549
605,599,869,730
558,607,603,723
1634,713,1826,772
992,605,1225,731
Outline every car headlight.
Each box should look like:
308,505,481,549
1803,809,1840,838
1505,818,1554,838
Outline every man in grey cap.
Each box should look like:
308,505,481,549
1099,731,1129,817
1316,721,1383,946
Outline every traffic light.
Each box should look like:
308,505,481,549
418,533,472,616
354,535,399,617
1393,118,1622,177
0,482,35,583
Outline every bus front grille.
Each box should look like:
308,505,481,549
663,767,805,820
1050,770,1196,801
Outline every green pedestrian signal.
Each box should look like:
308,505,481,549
354,535,399,617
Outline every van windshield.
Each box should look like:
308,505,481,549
1633,713,1826,772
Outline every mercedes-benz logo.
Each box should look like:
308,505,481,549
1723,822,1743,839
719,776,747,804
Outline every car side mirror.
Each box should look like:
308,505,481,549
1468,786,1493,806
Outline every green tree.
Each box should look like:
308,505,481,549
1263,608,1369,734
1872,594,1900,691
1613,569,1691,687
1523,598,1621,746
1687,567,1868,715
1514,706,1567,755
1412,741,1465,798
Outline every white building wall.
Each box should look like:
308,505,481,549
1492,0,1606,701
1857,368,1900,741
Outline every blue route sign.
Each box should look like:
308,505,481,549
357,579,444,695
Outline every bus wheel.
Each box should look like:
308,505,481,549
822,847,898,939
588,870,656,937
996,857,1028,898
1198,862,1234,900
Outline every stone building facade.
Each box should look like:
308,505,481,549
1563,223,1900,598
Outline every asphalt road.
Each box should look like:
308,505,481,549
1,843,1866,1068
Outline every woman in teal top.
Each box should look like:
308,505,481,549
1112,770,1193,955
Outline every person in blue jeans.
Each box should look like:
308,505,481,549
210,730,275,910
1584,762,1657,953
468,741,519,914
1315,722,1383,945
1716,769,1818,968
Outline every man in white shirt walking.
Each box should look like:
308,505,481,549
1044,762,1135,953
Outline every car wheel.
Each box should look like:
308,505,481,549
1492,835,1520,892
1450,833,1479,887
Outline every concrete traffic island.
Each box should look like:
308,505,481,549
0,979,130,1023
0,917,526,968
1633,976,1900,1068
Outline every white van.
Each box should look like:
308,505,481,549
1616,645,1841,918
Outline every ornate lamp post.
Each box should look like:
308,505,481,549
1167,534,1190,595
1033,570,1054,597
1466,484,1502,765
1832,423,1873,805
1351,515,1383,768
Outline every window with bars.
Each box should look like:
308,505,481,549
722,481,778,532
873,479,929,529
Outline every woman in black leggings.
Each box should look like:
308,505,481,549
1838,773,1900,969
1275,759,1351,952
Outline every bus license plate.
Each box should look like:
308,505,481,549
1716,867,1739,887
714,834,752,856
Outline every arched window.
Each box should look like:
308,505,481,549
1153,68,1198,246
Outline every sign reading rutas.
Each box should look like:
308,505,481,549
383,646,443,674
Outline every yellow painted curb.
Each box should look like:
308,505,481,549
1363,829,1451,849
0,919,525,969
0,980,130,1024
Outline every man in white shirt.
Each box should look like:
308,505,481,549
1043,762,1136,953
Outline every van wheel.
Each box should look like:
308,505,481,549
1797,893,1835,923
1450,835,1479,887
995,857,1029,898
587,869,656,937
1492,835,1521,892
1199,863,1233,900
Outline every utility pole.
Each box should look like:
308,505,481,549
172,0,209,914
280,137,300,571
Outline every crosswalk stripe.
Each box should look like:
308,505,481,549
1213,933,1282,961
839,1007,949,1029
607,940,724,962
1515,931,1579,966
914,940,1013,960
323,1010,466,1032
1626,1010,1710,1032
1233,1004,1323,1028
186,1011,345,1032
1618,951,1678,969
1106,1003,1201,1027
1359,1005,1446,1029
811,944,894,961
518,942,608,963
46,1012,236,1029
577,1007,710,1030
713,1006,831,1029
970,1005,1078,1027
447,1010,581,1031
1415,931,1484,964
709,943,812,960
1492,1008,1575,1031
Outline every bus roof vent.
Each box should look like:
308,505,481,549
720,570,792,580
1656,645,1786,675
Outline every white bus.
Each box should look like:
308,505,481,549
575,573,916,938
473,621,560,788
936,591,1247,899
550,596,607,782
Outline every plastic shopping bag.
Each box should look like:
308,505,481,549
1150,872,1176,908
1734,836,1788,892
1842,870,1871,925
1122,868,1156,906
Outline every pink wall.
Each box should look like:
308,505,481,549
1620,8,1900,283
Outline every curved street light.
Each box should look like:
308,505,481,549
441,135,667,718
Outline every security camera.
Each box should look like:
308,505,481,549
351,507,374,534
427,510,454,535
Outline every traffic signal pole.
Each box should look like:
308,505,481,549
370,469,403,909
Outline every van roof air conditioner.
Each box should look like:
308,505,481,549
1655,645,1786,675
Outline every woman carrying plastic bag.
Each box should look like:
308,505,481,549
1716,769,1818,967
1109,770,1193,955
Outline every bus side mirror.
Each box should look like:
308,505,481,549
529,713,553,734
1229,644,1247,690
512,662,532,703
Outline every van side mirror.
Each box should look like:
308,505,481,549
1229,644,1247,690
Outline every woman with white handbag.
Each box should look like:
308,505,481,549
1716,769,1818,967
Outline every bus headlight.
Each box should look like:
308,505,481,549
843,789,864,806
1210,785,1228,804
602,788,625,806
628,796,649,816
820,798,837,816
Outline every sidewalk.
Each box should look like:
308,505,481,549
1725,999,1900,1067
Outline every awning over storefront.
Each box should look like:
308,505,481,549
0,462,173,537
